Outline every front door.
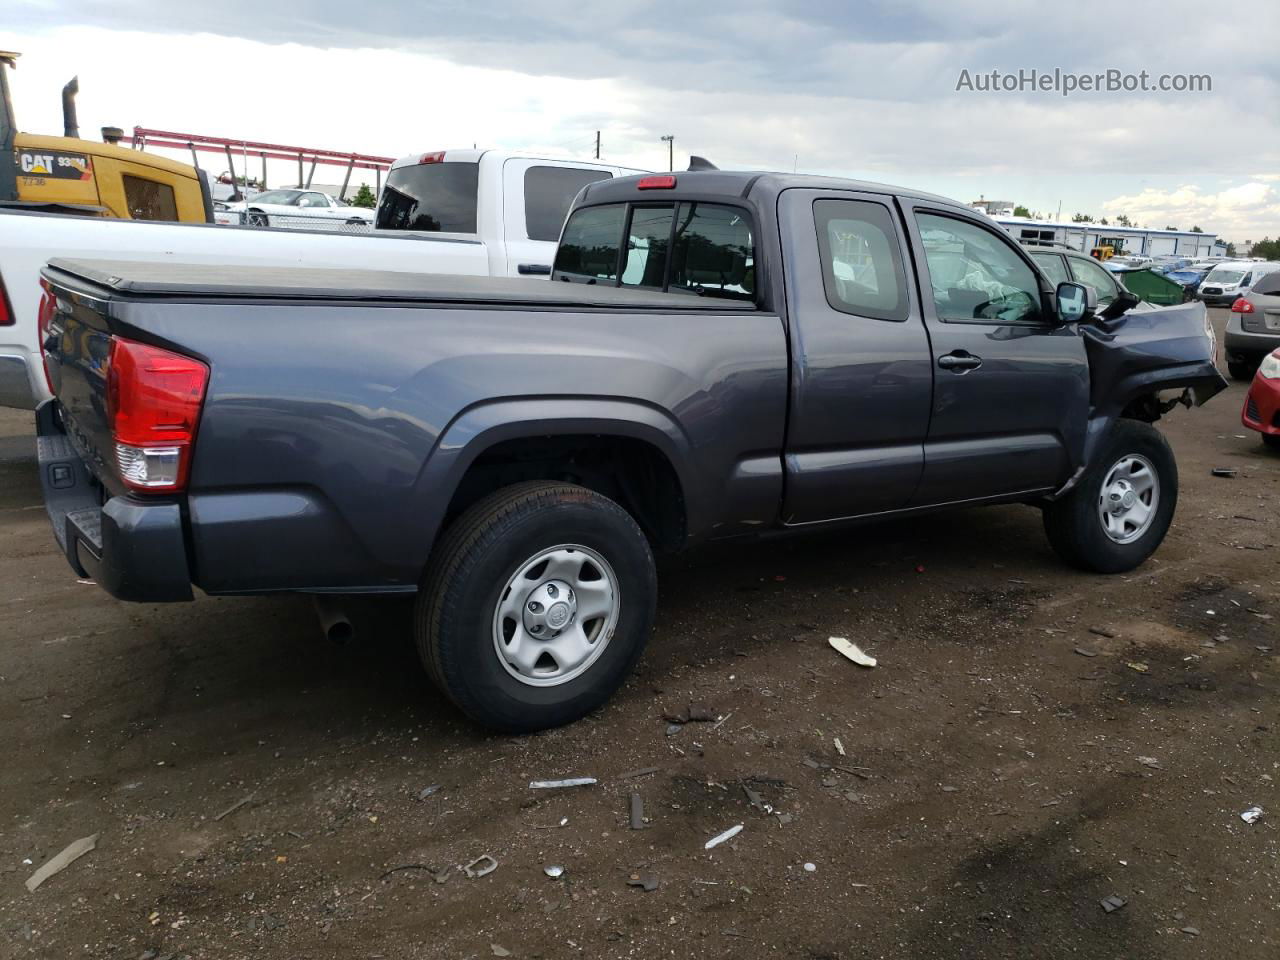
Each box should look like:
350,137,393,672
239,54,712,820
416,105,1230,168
902,204,1090,506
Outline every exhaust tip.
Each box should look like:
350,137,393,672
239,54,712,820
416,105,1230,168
313,596,355,645
325,620,355,644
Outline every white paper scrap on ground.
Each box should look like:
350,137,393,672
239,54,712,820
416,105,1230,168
705,824,744,849
829,636,877,668
25,834,99,892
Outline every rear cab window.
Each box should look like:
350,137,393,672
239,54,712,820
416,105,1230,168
554,200,756,302
376,160,479,233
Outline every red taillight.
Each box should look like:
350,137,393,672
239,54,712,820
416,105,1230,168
637,175,676,190
37,279,57,392
106,337,208,492
1231,297,1254,313
0,271,13,326
418,151,445,165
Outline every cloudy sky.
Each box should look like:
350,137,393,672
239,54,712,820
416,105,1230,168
6,0,1279,241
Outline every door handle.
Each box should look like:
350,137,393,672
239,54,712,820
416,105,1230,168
517,263,552,276
937,351,983,371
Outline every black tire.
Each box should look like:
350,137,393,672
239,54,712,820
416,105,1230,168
1043,419,1178,574
1228,360,1254,381
416,481,656,732
1263,433,1280,452
246,211,269,228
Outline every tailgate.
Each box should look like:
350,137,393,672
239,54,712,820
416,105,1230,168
41,272,121,491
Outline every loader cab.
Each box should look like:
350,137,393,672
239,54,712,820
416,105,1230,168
0,52,212,222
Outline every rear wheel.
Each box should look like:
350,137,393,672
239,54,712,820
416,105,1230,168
1228,360,1254,381
416,481,656,732
1043,419,1178,574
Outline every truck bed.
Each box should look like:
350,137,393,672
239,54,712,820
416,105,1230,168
45,259,760,310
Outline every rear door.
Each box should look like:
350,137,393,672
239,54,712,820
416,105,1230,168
778,188,933,523
502,160,616,277
902,202,1089,505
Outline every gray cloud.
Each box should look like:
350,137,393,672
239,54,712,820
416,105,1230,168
9,0,1279,198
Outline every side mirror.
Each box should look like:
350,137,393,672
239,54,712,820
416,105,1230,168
1099,290,1141,321
1056,281,1097,323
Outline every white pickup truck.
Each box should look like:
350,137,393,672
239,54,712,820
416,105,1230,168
0,150,644,408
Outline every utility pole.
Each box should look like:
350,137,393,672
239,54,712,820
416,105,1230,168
660,134,673,172
595,130,600,160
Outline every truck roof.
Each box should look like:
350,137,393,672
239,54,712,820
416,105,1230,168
43,258,758,311
388,148,644,174
577,170,965,210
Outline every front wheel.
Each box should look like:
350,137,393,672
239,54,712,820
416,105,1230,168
416,481,656,732
246,211,269,228
1263,433,1280,451
1043,419,1178,574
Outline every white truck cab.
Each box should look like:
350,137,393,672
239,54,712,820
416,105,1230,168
376,150,646,277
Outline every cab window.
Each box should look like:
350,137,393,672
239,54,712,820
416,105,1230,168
1030,252,1070,287
621,206,675,288
122,175,178,222
815,199,906,320
1067,255,1119,304
524,166,613,242
554,201,756,301
917,213,1043,324
552,205,625,282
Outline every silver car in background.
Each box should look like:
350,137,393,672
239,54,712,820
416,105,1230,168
222,189,374,232
1225,269,1280,379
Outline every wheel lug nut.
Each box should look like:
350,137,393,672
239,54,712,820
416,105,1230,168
531,624,543,634
529,601,542,613
546,584,558,598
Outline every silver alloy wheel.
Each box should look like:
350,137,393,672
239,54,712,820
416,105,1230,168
491,544,620,687
1097,453,1160,544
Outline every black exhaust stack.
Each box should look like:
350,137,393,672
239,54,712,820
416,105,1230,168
0,52,18,202
61,75,79,138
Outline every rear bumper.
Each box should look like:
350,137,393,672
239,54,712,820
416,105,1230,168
36,401,194,602
1224,318,1280,362
0,353,37,409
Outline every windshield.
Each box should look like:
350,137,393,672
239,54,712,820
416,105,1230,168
376,161,479,233
250,190,302,205
1206,267,1247,284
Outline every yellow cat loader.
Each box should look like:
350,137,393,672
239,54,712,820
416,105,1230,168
0,52,212,222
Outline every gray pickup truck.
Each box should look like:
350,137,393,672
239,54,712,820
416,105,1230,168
35,170,1225,731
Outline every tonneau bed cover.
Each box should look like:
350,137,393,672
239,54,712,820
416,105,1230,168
44,259,759,311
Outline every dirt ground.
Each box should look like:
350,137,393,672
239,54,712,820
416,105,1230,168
0,309,1276,960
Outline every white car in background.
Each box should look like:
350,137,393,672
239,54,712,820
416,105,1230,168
222,189,374,231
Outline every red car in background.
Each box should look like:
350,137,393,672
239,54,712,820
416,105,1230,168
1242,348,1280,450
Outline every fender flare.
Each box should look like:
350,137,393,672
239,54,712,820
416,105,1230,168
405,397,702,560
